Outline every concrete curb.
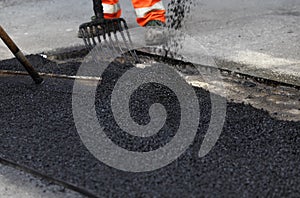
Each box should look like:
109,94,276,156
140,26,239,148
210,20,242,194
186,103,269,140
214,58,300,87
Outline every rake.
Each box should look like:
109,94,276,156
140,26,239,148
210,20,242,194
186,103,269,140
79,0,139,63
0,25,43,84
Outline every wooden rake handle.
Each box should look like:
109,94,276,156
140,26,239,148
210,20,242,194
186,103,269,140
0,25,43,84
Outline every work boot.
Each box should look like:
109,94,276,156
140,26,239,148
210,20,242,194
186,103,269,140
145,20,167,46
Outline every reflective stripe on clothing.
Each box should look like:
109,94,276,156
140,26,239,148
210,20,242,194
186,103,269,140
136,9,165,26
102,3,121,14
134,1,165,18
101,0,165,26
102,0,121,19
104,10,122,19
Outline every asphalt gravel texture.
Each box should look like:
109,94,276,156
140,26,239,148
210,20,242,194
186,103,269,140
0,56,300,197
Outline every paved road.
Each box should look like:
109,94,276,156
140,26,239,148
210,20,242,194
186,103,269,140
0,0,300,85
0,163,84,198
1,1,300,196
0,56,299,197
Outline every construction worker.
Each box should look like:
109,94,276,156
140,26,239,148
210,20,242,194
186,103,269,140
78,0,166,45
104,0,167,45
102,0,166,27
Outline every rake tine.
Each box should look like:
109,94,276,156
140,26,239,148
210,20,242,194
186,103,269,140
103,37,115,59
90,26,98,47
80,29,89,50
101,27,115,58
114,34,130,62
111,21,129,61
112,31,125,55
94,27,110,60
95,25,102,44
91,44,104,65
85,28,93,50
120,20,140,63
105,21,119,55
83,27,93,50
116,21,137,62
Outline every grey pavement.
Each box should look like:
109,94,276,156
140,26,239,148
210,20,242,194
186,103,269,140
0,164,85,198
0,0,300,86
0,0,138,59
186,0,300,86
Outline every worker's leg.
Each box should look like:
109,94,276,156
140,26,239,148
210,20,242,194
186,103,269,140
131,0,166,26
102,0,122,19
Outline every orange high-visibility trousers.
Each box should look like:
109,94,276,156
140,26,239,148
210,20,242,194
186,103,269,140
102,0,166,27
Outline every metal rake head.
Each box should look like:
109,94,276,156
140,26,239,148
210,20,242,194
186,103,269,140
79,18,140,63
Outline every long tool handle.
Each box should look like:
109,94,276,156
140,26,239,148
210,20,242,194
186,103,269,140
93,0,105,19
0,25,43,84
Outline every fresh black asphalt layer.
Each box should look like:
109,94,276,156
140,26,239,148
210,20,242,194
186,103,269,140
0,56,300,197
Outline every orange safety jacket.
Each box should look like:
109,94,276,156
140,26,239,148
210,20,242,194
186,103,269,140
102,0,166,27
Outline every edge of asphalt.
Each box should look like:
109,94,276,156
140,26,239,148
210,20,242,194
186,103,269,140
36,45,300,88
